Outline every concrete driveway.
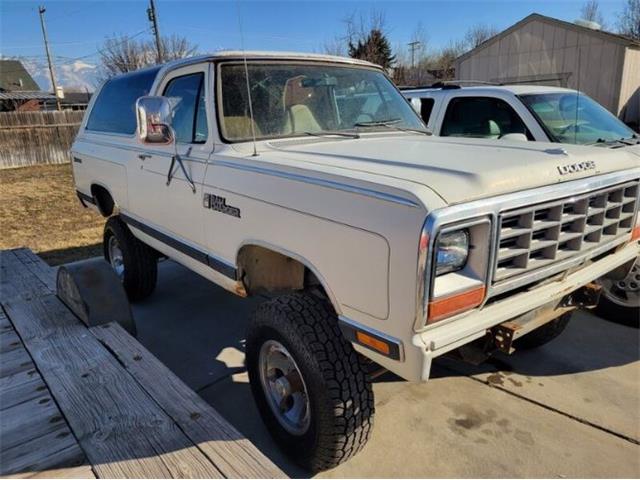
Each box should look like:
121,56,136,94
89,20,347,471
131,260,640,478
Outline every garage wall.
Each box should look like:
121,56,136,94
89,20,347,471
455,17,628,117
618,47,640,128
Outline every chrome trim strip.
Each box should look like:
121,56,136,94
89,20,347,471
121,213,237,280
415,169,640,331
338,315,404,361
215,160,420,208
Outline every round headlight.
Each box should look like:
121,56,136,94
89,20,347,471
436,230,469,276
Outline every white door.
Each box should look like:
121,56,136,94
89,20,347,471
128,63,214,250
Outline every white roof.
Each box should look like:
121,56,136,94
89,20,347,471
161,51,381,70
403,84,576,96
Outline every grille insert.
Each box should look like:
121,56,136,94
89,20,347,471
494,181,639,283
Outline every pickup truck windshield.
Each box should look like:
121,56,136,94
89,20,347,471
519,92,636,145
218,62,425,142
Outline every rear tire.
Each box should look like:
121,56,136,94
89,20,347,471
246,293,374,472
514,312,572,350
103,216,157,301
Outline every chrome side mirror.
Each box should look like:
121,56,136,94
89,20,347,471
136,96,174,144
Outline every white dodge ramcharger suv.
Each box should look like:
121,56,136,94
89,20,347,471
71,52,640,471
402,84,640,321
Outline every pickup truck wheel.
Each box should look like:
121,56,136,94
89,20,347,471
103,216,157,301
514,312,572,350
246,293,374,472
595,259,639,327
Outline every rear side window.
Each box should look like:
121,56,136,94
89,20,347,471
163,73,207,143
86,67,160,135
420,98,435,124
441,97,531,139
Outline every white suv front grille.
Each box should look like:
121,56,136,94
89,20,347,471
494,181,639,283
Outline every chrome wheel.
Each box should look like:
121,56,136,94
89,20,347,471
107,235,125,279
259,340,311,436
600,258,640,308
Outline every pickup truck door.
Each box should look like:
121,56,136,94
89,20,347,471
433,91,549,141
127,63,213,250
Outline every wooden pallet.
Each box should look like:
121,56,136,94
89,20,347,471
0,248,285,479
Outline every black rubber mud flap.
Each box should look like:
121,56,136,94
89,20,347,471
56,258,137,336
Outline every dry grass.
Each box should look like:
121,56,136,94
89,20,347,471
0,164,104,265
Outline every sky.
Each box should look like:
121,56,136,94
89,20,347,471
0,0,628,89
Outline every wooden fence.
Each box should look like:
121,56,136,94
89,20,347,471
0,111,85,169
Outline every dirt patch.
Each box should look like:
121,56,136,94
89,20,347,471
0,164,104,265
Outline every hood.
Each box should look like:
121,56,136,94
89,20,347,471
260,134,640,205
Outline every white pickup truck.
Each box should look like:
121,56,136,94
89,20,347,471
402,84,640,321
71,52,640,471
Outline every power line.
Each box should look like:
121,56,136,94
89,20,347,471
147,0,163,63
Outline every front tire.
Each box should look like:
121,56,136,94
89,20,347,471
246,293,374,472
514,312,572,350
103,216,157,301
595,258,639,327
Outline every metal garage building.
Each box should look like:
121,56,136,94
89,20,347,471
455,14,640,129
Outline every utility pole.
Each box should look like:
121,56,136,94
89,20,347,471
38,5,61,111
147,0,163,64
408,41,421,69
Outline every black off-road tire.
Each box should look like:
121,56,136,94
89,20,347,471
103,216,157,301
514,312,572,351
595,297,639,327
246,293,374,472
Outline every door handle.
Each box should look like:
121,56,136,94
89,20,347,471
138,153,151,161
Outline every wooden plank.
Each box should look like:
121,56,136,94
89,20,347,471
10,464,96,479
0,309,11,332
11,249,57,293
0,393,63,451
0,347,34,379
0,370,46,410
91,323,286,479
0,329,22,354
5,294,225,479
0,424,85,477
0,251,50,302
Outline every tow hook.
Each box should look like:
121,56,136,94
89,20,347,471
558,282,602,309
490,282,602,354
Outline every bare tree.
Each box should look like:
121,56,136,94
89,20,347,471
431,39,467,80
617,0,640,40
98,33,197,79
581,0,606,28
464,23,499,49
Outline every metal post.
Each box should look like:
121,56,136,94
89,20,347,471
38,6,61,111
147,0,163,64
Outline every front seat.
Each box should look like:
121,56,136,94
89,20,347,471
223,116,262,140
282,76,322,133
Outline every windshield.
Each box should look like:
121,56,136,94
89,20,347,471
218,62,425,142
519,92,636,145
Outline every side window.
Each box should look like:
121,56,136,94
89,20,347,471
441,97,531,139
420,98,435,124
163,72,208,144
86,67,160,134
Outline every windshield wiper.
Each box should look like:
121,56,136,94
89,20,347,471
589,138,635,148
302,130,360,139
354,118,431,136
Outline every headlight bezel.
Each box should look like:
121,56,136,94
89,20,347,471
417,216,493,329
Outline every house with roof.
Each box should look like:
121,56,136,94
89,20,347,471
454,13,640,129
0,59,56,111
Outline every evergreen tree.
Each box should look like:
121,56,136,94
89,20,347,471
348,29,396,70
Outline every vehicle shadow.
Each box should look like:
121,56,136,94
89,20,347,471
130,260,639,477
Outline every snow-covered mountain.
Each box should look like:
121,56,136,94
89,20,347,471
4,56,99,92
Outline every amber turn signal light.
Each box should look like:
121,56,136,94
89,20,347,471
356,331,391,356
427,286,486,324
631,226,640,242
